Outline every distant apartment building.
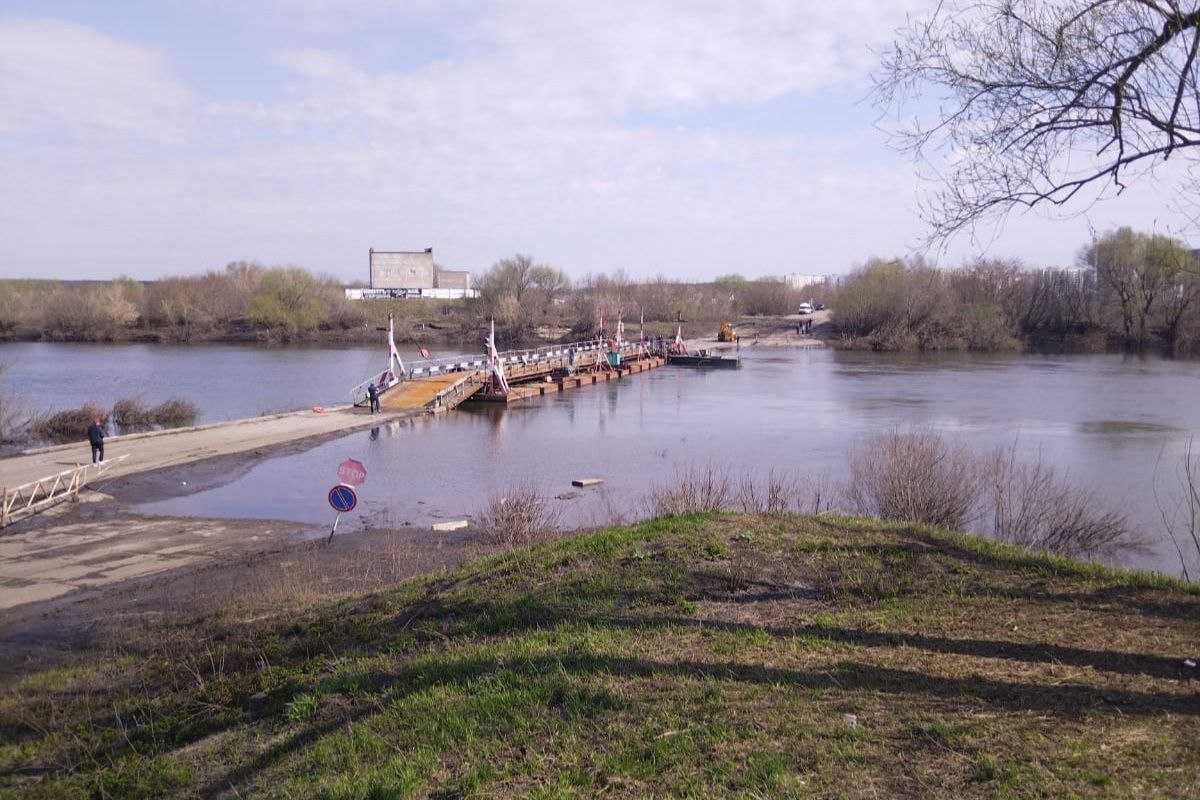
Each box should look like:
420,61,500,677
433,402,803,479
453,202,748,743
346,247,477,299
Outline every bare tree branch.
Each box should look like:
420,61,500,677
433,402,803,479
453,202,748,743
876,0,1200,242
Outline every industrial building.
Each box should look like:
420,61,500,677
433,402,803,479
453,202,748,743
346,248,478,299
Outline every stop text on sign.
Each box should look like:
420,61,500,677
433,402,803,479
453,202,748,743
337,458,367,487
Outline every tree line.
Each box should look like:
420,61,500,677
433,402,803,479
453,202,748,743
2,227,1198,354
830,228,1200,355
0,264,372,343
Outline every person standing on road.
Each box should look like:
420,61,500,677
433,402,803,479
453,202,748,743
367,382,380,414
87,417,105,464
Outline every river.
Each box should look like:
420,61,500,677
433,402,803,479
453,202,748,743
3,342,1198,576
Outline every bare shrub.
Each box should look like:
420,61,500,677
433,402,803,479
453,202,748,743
844,431,982,529
646,464,732,517
150,399,198,428
736,469,794,514
144,277,216,328
476,484,560,546
793,473,832,515
0,284,34,332
1156,437,1200,582
111,397,153,432
31,403,109,443
985,445,1134,559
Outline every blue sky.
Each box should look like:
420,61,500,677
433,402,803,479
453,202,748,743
0,1,1192,282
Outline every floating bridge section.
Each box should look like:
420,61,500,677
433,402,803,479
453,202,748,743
358,339,663,413
0,339,667,529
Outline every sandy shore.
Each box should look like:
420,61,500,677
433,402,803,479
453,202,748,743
682,310,833,352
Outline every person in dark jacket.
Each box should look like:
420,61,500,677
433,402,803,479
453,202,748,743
87,417,105,464
367,382,380,414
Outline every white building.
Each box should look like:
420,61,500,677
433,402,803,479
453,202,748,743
347,247,478,299
784,273,837,290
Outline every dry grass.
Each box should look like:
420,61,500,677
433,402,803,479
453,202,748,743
646,468,832,521
476,484,560,546
645,464,733,517
735,469,832,516
736,469,791,514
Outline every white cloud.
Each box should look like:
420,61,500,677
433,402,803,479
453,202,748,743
2,1,1192,279
0,19,192,142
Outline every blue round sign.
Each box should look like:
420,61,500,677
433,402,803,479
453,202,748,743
328,484,357,513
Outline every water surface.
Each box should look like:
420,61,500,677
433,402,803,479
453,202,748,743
0,341,465,421
117,347,1200,577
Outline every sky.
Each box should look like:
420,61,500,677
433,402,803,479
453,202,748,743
1,0,1195,283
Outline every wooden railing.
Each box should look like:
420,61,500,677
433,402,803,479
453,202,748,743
1,454,129,529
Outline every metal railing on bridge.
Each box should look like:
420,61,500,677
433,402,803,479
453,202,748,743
1,454,129,529
349,338,647,405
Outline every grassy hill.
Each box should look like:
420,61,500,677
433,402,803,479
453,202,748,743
2,514,1198,798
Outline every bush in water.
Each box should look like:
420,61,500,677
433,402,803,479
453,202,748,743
150,399,198,429
476,484,560,547
844,430,983,530
31,403,110,443
985,444,1136,559
111,397,154,432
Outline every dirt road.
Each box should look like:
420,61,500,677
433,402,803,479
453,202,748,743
0,491,303,611
684,310,833,351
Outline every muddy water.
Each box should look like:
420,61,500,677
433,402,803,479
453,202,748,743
116,347,1200,577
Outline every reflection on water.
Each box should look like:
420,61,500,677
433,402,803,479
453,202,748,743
131,347,1200,576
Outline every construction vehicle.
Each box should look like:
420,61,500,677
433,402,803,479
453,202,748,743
717,321,735,342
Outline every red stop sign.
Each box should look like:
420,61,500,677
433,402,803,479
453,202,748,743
337,458,367,487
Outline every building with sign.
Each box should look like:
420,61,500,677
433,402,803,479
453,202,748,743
370,248,436,289
348,248,476,299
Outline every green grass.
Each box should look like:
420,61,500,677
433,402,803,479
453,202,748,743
2,513,1198,798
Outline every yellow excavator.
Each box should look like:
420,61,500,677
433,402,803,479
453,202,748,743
717,321,735,342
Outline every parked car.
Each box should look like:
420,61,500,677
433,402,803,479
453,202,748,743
797,302,814,315
813,302,825,311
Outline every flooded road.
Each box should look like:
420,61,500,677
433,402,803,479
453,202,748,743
111,346,1200,576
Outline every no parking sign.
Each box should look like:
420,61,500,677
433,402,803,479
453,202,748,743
328,484,358,513
326,483,358,541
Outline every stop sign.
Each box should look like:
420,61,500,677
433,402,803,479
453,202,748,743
337,458,367,487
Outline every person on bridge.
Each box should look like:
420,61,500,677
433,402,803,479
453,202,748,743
87,417,105,464
367,382,380,414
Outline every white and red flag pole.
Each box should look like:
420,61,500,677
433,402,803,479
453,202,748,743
486,318,510,394
388,314,405,378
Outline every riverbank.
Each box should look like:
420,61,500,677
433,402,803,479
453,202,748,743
0,494,498,673
2,512,1196,798
0,320,475,348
